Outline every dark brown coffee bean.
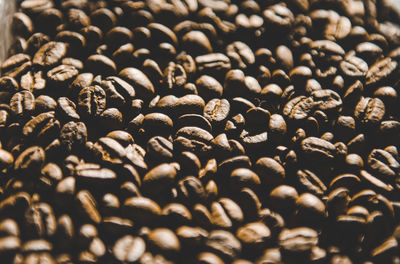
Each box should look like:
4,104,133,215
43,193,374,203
311,89,342,114
123,197,161,224
255,157,285,188
59,121,87,152
147,228,180,256
178,176,206,204
354,97,385,127
195,53,231,78
196,75,223,101
176,114,213,133
112,235,145,263
367,149,399,182
146,136,174,163
365,57,398,89
0,236,21,257
90,7,116,32
204,98,230,127
86,54,117,76
340,56,368,79
33,42,67,69
283,96,314,122
197,252,224,264
14,146,45,173
295,169,327,197
142,163,177,195
226,41,255,70
0,192,31,217
57,97,80,121
211,198,244,229
93,137,127,165
75,190,101,224
205,230,242,261
278,227,318,255
77,85,106,119
236,222,271,252
162,203,192,226
24,202,57,238
10,90,35,118
230,168,260,192
23,111,60,145
1,53,31,79
47,65,79,89
174,126,213,158
0,150,14,171
119,67,155,100
102,76,135,109
301,137,336,164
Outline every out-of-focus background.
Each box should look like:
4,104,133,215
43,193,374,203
0,1,16,64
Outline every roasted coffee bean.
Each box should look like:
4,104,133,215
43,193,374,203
33,42,67,69
142,163,177,196
77,85,106,119
47,65,79,89
24,202,57,238
365,57,398,89
86,54,117,77
174,126,213,158
278,227,318,255
1,53,31,79
10,90,35,118
119,67,155,100
204,98,230,127
195,53,231,79
226,41,255,70
112,235,145,263
205,230,242,261
14,146,45,173
354,97,385,127
59,121,87,152
123,197,161,224
75,190,101,224
300,137,336,164
57,97,80,121
147,228,180,257
283,96,314,122
146,136,174,163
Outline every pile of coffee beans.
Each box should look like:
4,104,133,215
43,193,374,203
0,0,400,263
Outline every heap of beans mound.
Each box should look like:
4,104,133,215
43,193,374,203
0,0,400,263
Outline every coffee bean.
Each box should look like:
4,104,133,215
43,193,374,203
57,97,80,121
146,136,174,164
33,42,67,69
59,121,87,152
119,67,155,100
354,97,385,127
204,98,230,127
195,53,231,79
10,90,35,118
174,126,213,158
123,197,161,224
142,163,177,196
300,137,336,164
1,53,32,79
112,235,145,263
206,230,242,261
283,96,314,122
47,65,79,89
14,146,45,173
86,55,117,77
77,85,106,119
76,190,101,224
